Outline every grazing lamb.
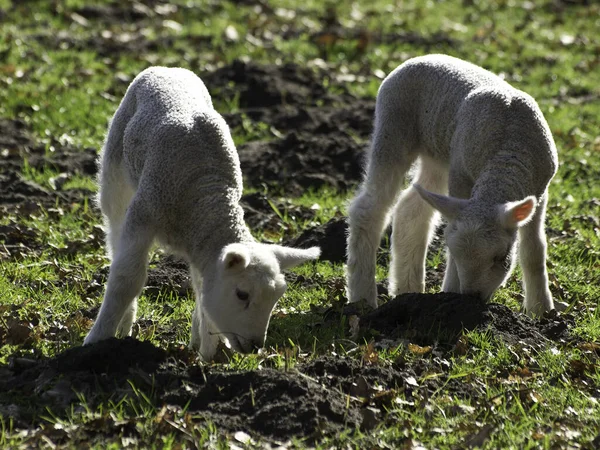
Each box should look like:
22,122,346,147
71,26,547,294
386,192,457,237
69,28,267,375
346,54,558,316
83,67,320,360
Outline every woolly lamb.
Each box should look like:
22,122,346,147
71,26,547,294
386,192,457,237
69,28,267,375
83,67,320,360
346,54,558,316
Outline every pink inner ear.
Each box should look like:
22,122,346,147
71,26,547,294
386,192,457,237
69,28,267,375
513,201,533,222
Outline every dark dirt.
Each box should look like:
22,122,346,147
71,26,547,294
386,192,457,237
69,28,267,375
205,60,373,195
355,292,575,348
0,336,473,441
286,217,349,263
1,295,576,441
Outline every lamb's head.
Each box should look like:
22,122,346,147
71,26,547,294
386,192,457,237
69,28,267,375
203,243,320,354
414,184,536,300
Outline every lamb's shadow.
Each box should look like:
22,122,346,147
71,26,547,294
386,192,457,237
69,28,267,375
360,292,490,346
295,292,573,349
265,292,490,352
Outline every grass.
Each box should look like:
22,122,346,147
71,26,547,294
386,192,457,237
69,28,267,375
1,0,599,448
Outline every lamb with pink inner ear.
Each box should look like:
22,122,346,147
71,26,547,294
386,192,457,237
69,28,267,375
346,54,558,316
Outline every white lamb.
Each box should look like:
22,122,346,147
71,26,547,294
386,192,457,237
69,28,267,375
346,54,558,316
83,67,320,360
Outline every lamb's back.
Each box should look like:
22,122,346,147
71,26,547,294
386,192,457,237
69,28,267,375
118,68,248,254
382,55,519,156
119,67,240,188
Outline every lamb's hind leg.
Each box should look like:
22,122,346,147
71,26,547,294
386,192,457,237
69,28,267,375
84,198,154,344
388,156,447,296
519,193,554,316
98,158,138,336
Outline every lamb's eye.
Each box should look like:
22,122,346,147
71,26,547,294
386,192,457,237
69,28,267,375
236,290,249,301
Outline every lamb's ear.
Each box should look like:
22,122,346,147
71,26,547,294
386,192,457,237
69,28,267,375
414,184,468,220
499,196,537,229
221,243,251,271
270,245,321,271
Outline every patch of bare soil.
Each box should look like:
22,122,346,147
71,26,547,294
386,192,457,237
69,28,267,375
0,118,97,218
204,61,373,195
353,292,575,348
0,333,489,442
0,340,362,440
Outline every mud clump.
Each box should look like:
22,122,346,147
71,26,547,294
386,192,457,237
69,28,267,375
204,60,374,195
357,292,575,348
145,256,192,299
1,340,365,440
51,337,167,374
286,217,348,263
204,60,337,109
0,297,578,442
238,123,365,195
162,365,361,440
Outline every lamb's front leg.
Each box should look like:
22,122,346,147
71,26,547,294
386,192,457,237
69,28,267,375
346,142,415,306
519,194,553,316
188,269,219,360
347,188,390,307
84,217,153,344
389,186,438,295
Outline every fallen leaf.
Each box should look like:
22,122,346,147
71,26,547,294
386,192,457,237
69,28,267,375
408,343,432,356
234,430,252,444
224,25,239,42
4,319,32,344
348,315,360,340
361,341,379,365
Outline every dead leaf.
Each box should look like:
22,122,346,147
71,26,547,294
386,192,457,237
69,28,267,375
371,389,398,409
314,32,338,46
348,315,360,340
234,430,252,444
4,319,32,344
453,335,469,355
224,25,240,42
408,343,432,356
361,341,379,365
404,376,419,388
569,359,594,378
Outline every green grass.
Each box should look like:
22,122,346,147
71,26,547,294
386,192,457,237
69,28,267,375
1,0,599,448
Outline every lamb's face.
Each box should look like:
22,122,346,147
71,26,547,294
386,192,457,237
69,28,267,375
414,185,537,302
203,243,320,354
445,220,518,300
